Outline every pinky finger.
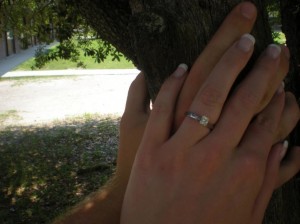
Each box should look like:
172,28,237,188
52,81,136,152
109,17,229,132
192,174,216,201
141,64,188,149
251,143,284,223
276,146,300,188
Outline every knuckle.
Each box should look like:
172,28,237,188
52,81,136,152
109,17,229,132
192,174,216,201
236,87,260,111
199,84,224,108
152,100,171,116
255,113,277,135
152,78,177,116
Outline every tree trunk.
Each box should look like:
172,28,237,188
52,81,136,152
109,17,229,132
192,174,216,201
73,0,300,223
280,0,300,146
4,30,9,56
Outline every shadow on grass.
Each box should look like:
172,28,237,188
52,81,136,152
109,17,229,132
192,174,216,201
0,115,120,224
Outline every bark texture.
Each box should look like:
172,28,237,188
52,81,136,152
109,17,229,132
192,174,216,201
72,0,300,223
280,0,300,146
128,0,272,98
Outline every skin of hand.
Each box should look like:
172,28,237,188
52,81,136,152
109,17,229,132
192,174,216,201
116,1,300,192
120,34,300,224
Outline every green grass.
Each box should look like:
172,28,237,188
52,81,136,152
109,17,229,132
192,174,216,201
0,114,120,224
14,42,135,71
0,110,22,124
14,54,135,71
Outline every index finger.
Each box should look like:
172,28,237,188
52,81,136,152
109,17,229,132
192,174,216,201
174,1,257,129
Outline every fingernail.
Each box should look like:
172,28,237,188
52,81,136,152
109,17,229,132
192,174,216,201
267,44,281,59
282,46,290,59
280,140,289,159
240,2,256,19
237,34,255,52
276,81,285,95
173,63,188,78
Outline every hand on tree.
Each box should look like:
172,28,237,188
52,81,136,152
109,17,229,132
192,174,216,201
115,1,300,192
120,33,300,224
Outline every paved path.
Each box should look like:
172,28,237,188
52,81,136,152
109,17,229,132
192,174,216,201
0,74,138,126
0,42,58,77
0,42,141,126
3,69,140,78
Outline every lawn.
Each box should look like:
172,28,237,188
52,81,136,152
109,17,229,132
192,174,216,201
14,41,135,71
0,114,119,224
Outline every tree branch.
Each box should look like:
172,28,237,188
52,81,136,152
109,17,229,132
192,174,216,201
71,0,138,65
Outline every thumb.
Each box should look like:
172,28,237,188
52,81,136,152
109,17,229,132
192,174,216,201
124,72,150,115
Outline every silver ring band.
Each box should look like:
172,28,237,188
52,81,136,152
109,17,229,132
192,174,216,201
185,112,214,130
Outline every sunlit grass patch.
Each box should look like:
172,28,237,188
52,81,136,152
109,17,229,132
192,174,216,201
0,110,22,125
0,114,120,224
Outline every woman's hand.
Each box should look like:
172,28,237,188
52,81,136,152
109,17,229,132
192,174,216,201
115,1,259,186
120,33,300,224
115,1,300,191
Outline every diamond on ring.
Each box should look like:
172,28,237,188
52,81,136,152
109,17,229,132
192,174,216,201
199,116,209,126
185,112,214,130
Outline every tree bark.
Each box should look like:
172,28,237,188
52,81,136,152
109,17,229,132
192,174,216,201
73,0,300,223
280,0,300,146
128,0,273,98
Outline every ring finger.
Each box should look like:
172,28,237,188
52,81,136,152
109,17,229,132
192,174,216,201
176,34,255,146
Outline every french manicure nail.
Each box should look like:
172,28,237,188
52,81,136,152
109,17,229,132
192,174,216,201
240,2,256,19
173,63,188,78
280,140,289,159
237,34,255,53
267,44,281,59
276,81,285,95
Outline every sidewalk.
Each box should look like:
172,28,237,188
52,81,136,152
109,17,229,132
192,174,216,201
2,69,140,78
0,42,141,126
0,74,138,126
0,42,58,77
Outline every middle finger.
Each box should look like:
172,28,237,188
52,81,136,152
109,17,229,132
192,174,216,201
213,44,287,150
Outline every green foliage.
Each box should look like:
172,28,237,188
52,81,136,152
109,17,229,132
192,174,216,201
0,0,127,68
83,40,123,64
32,45,53,69
33,38,128,69
272,31,286,45
0,0,83,43
266,0,281,28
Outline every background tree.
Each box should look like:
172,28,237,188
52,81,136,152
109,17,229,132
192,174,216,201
0,0,123,67
70,0,299,223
